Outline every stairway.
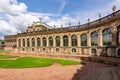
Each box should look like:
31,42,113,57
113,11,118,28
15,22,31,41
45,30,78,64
83,67,120,80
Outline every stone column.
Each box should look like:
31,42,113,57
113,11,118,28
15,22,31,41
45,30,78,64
77,34,80,47
46,36,48,47
87,31,91,47
112,27,117,46
98,29,103,46
53,36,56,47
68,34,71,47
60,35,63,47
35,38,37,47
21,38,23,47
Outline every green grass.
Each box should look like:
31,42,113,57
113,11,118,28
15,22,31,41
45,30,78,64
0,57,84,68
0,54,18,59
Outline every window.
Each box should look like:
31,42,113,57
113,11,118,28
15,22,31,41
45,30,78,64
22,39,25,47
63,35,68,46
81,34,87,46
56,36,60,47
43,37,46,47
49,37,53,47
27,38,30,47
102,28,112,46
32,38,35,47
18,39,21,47
37,38,40,47
91,31,98,46
71,35,77,46
72,48,76,53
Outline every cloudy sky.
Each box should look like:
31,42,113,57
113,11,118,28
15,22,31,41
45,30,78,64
0,0,120,39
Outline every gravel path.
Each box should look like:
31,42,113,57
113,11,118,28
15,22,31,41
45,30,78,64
0,60,113,80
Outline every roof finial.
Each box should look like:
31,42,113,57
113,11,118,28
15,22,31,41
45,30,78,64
39,17,42,22
99,13,101,19
61,24,63,28
112,5,116,12
78,21,80,25
69,23,71,27
88,18,90,23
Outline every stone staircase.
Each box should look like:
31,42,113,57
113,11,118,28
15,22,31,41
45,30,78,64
83,67,120,80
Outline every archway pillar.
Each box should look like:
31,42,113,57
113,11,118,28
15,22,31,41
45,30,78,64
60,35,63,47
87,31,91,47
53,36,56,47
68,34,71,47
77,34,80,47
98,29,103,46
112,27,117,46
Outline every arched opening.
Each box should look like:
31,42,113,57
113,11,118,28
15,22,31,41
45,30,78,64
37,38,40,47
56,36,60,47
43,37,46,47
72,48,76,53
27,38,30,47
49,37,53,47
91,48,97,56
71,35,77,46
102,28,112,46
32,38,35,47
117,25,120,45
22,39,25,47
18,39,21,47
91,31,98,46
118,49,120,57
63,35,68,47
81,34,87,46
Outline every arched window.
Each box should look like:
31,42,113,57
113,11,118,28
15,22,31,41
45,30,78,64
71,35,77,46
117,26,120,45
32,38,35,47
27,38,30,47
43,37,46,47
18,39,21,47
102,28,112,46
81,34,87,46
91,31,98,46
49,37,53,47
37,38,40,47
22,39,25,47
56,36,60,47
63,35,68,46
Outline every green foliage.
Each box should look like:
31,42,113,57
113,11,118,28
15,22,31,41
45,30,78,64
0,57,84,68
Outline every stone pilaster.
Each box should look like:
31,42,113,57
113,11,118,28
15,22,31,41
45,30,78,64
87,31,91,47
68,34,71,47
98,29,103,46
77,34,80,47
60,35,63,47
112,26,117,46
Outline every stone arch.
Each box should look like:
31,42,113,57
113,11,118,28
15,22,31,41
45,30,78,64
102,28,112,46
71,34,77,46
72,48,76,53
22,39,25,47
56,36,60,47
80,33,87,46
117,25,120,45
91,31,98,46
27,38,30,47
37,37,40,47
43,37,47,47
32,38,35,47
18,39,21,47
49,36,53,47
91,48,97,56
63,35,68,46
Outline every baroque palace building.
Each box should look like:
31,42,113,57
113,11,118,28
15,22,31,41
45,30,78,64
4,7,120,57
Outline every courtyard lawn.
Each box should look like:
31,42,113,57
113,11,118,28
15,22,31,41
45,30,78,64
0,57,84,68
0,54,18,59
